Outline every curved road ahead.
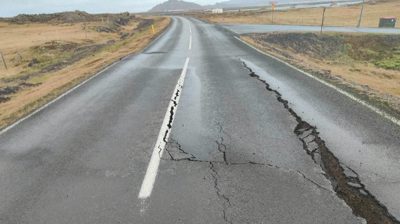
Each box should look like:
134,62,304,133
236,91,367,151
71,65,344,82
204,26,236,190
0,17,399,223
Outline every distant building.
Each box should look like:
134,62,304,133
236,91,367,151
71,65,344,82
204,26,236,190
379,17,397,28
212,8,224,14
330,2,338,7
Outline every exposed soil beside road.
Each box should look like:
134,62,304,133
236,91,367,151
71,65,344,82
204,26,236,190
241,32,400,118
0,16,171,131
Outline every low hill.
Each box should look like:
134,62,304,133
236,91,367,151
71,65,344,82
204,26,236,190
6,11,135,27
8,10,96,24
149,0,203,12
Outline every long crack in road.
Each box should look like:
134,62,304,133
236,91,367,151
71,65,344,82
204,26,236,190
158,57,400,224
238,58,400,224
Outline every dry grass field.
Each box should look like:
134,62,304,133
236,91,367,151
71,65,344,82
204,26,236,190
191,0,400,115
241,32,400,115
195,0,400,28
0,22,119,77
0,16,170,130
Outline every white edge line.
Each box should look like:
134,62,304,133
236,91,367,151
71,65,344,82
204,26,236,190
138,57,190,199
186,19,192,33
234,36,400,126
0,19,173,136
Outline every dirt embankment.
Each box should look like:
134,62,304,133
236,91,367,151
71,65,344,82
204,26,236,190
0,39,110,104
0,16,171,130
0,39,120,103
242,32,400,116
5,11,149,34
259,33,400,70
0,10,137,103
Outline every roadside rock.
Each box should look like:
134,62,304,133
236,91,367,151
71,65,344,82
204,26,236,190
134,19,155,30
0,86,20,96
107,40,116,45
120,33,129,40
0,97,10,103
28,58,39,67
97,26,111,33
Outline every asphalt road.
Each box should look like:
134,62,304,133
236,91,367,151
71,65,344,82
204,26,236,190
0,17,399,223
221,23,400,35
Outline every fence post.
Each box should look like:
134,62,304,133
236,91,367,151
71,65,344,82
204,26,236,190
272,9,274,24
0,52,7,70
16,49,22,60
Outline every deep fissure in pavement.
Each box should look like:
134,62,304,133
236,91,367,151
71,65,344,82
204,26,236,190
156,58,400,223
238,58,400,224
158,79,184,159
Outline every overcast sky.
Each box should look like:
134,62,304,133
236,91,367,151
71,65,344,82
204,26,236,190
0,0,226,17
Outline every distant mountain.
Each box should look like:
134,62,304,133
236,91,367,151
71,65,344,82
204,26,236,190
149,0,203,12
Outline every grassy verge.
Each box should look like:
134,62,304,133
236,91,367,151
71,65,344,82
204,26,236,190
0,17,171,131
193,0,400,28
240,32,400,120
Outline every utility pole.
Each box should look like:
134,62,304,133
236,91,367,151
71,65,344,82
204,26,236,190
321,7,326,34
357,0,365,28
16,49,22,60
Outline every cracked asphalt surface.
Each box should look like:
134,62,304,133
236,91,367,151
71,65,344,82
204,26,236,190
0,17,399,223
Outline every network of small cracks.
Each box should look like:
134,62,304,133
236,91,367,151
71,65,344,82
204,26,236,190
210,162,232,224
155,63,334,223
161,137,332,224
237,58,400,223
216,123,228,165
155,57,399,223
